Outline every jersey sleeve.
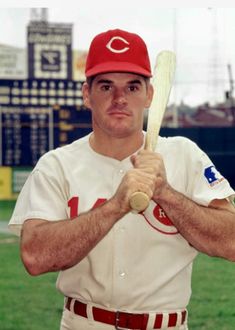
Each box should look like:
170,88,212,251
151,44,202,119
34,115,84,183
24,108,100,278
9,152,69,236
184,138,235,206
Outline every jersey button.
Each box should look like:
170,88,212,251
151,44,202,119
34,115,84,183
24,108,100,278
119,169,124,174
119,271,126,277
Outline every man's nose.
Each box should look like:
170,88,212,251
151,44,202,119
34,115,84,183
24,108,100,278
112,88,127,106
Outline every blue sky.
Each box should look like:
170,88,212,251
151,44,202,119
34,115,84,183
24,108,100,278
0,4,235,106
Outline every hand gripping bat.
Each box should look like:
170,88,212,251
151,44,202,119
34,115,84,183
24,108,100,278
129,50,176,212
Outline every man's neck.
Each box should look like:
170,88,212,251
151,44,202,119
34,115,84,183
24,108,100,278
89,131,144,161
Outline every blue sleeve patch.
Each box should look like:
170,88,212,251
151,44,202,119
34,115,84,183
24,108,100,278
204,166,224,187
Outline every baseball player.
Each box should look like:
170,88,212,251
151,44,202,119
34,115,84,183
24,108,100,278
9,29,235,330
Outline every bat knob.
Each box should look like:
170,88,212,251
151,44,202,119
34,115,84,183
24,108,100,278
129,192,150,212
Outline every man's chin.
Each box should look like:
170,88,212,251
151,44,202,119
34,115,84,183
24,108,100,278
108,127,135,139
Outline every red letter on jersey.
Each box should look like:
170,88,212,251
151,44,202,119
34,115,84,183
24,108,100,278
68,196,79,218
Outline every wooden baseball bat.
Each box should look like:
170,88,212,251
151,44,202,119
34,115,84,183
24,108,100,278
129,50,176,212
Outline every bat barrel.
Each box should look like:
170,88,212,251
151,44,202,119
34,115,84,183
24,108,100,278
129,50,176,213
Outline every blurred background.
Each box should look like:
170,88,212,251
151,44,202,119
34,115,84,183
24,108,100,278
0,6,235,205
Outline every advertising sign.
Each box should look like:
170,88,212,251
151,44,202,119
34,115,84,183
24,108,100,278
73,50,87,81
0,167,11,199
12,167,31,193
27,22,72,79
0,44,26,79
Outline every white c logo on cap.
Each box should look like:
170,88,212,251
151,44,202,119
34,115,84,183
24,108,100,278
106,36,130,53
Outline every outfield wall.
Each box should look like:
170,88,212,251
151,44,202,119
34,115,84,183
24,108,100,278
161,127,235,189
0,127,234,200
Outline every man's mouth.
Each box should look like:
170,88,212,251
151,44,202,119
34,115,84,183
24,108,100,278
107,109,131,117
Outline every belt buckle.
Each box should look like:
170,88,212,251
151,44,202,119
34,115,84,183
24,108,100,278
115,311,126,330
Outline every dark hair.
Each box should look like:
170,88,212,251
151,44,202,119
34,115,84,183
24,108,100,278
86,76,96,88
86,74,150,89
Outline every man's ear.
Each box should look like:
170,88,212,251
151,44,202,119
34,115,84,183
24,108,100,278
82,82,91,109
145,83,154,108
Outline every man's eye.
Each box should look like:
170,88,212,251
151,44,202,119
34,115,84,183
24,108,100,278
128,85,139,92
101,85,111,91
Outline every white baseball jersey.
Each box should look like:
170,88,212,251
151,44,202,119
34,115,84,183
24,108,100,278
9,133,235,313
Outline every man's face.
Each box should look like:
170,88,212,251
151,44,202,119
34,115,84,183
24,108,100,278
82,72,153,139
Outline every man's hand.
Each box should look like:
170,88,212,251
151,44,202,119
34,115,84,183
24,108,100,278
131,150,168,201
112,150,168,213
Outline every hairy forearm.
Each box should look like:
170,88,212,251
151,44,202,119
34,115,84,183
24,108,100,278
21,198,126,275
155,185,235,261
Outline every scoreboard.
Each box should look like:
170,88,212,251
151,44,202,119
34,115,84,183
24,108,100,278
0,20,93,199
0,79,83,107
27,22,72,80
0,78,92,166
0,106,51,166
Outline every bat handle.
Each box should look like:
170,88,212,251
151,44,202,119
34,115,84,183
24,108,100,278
129,191,150,212
129,136,152,212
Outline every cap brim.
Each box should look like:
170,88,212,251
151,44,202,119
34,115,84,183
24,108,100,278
86,61,152,78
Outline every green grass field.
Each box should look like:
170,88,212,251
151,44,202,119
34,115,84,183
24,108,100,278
0,201,16,222
1,202,235,329
0,233,62,330
189,255,235,329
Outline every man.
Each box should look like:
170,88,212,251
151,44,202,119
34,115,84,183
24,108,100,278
9,29,235,330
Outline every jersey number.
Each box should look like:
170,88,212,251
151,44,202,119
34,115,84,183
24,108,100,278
68,197,107,218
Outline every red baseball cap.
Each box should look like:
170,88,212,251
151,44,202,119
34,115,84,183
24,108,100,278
85,29,152,78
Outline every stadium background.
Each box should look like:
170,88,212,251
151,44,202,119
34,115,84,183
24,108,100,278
0,8,235,330
0,10,234,202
